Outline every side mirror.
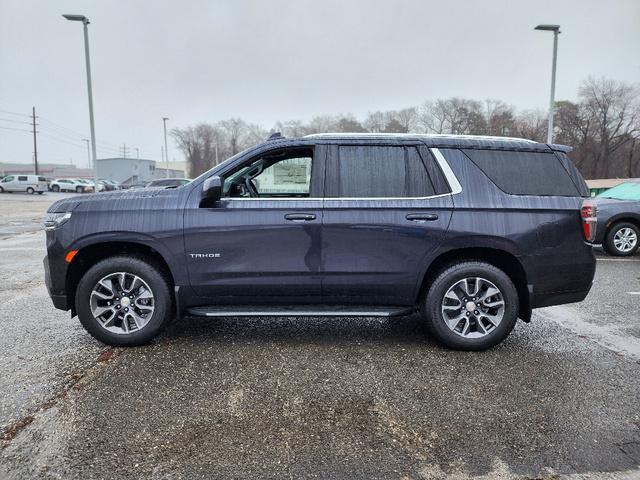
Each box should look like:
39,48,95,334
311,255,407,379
202,176,222,202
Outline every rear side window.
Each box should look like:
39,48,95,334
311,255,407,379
326,145,436,198
18,176,28,181
462,149,581,196
38,176,47,182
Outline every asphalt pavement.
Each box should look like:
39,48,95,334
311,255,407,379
0,191,638,479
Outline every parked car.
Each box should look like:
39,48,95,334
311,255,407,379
49,178,94,193
0,174,48,194
120,181,148,190
74,179,105,192
145,178,191,188
43,133,595,350
98,179,120,191
583,181,640,256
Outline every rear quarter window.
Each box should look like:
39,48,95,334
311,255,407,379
462,149,581,197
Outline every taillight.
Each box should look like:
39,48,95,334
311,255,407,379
581,199,597,242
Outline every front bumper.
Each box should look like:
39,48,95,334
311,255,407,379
43,254,69,311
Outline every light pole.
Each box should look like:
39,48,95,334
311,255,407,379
162,117,170,178
63,14,99,190
82,138,90,168
535,24,560,144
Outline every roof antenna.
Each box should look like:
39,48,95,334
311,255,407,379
268,132,284,141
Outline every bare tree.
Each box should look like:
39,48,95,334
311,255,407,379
578,77,639,177
172,77,640,180
364,111,385,132
171,123,220,177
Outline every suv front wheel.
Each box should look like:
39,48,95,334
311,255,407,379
423,261,519,351
75,256,172,346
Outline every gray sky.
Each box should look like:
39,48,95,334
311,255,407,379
1,0,638,166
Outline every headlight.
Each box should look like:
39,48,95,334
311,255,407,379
43,212,72,231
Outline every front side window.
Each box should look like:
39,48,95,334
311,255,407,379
223,148,313,198
326,145,435,198
2,176,14,183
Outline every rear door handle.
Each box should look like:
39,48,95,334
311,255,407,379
285,213,316,222
406,213,439,222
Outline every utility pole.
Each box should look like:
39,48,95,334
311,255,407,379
31,107,39,175
135,147,140,159
121,143,129,159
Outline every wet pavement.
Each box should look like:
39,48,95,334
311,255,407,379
0,192,638,479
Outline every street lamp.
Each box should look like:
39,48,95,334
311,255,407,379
535,24,561,144
82,138,90,168
63,13,99,190
162,117,169,178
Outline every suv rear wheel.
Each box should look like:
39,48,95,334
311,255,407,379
423,261,519,351
605,222,639,257
75,256,172,346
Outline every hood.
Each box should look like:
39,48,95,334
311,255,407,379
591,196,640,210
47,187,177,213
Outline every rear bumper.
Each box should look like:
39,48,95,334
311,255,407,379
531,286,592,309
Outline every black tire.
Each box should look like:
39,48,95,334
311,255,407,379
76,186,84,193
27,187,34,194
0,186,4,193
52,185,60,192
422,261,519,351
604,222,639,257
75,256,173,346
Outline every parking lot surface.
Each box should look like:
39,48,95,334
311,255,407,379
0,192,638,479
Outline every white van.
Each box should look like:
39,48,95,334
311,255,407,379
0,174,48,194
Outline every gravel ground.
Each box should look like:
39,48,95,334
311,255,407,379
0,191,638,479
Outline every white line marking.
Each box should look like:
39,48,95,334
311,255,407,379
537,305,640,360
627,292,640,295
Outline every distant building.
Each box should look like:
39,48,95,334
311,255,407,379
0,162,93,179
96,157,185,186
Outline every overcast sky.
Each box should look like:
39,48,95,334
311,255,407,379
1,0,638,166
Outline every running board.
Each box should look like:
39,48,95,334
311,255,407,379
186,305,414,318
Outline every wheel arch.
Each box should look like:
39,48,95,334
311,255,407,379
417,247,531,322
65,240,176,317
604,215,640,236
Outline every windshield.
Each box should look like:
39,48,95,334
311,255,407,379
597,182,640,201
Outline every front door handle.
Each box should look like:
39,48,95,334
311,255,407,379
285,213,316,222
406,213,439,222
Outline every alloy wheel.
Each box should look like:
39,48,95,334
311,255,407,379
613,227,638,253
89,272,155,335
441,277,505,339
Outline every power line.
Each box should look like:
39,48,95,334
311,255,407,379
0,125,32,133
39,132,87,149
0,108,30,118
0,117,32,126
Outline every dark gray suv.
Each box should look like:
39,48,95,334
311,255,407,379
44,133,595,350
